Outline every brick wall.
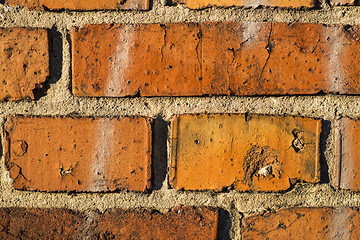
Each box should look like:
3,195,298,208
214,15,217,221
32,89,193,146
1,0,360,239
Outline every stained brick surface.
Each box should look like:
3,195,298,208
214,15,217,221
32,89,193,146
0,28,49,101
4,115,152,192
0,207,218,239
242,208,360,239
4,0,149,10
170,114,321,191
72,23,201,97
72,22,360,97
183,0,315,9
334,117,360,191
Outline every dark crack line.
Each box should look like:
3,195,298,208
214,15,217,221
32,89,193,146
253,211,304,236
258,23,273,83
160,24,167,63
196,25,203,91
226,38,250,91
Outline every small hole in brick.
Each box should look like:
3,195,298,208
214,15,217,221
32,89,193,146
194,140,200,144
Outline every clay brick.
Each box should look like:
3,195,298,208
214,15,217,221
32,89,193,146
183,0,315,9
242,207,360,239
202,22,360,96
334,117,360,191
0,206,218,239
72,23,201,97
170,114,321,191
4,115,152,192
73,22,360,97
4,0,149,10
0,28,49,101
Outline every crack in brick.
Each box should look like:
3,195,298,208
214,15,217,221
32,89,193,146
257,23,273,83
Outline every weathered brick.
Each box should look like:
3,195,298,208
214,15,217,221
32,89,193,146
0,28,49,101
170,114,321,191
4,115,152,192
242,208,360,239
183,0,315,9
73,22,360,97
334,117,360,191
72,23,201,97
4,0,149,10
0,206,218,239
202,22,360,96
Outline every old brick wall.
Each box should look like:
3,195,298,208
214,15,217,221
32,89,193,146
1,0,360,239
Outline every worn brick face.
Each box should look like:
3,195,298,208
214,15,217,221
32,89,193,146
334,117,360,191
0,28,49,101
183,0,315,9
170,114,321,191
72,22,360,97
0,207,218,239
242,208,360,239
72,23,201,97
4,0,149,10
4,115,152,192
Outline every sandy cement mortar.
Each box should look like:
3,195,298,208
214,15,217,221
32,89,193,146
1,0,360,238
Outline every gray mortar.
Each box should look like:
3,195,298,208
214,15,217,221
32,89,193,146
1,0,360,239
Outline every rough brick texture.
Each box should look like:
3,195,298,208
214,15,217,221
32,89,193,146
4,0,149,10
242,208,360,239
0,207,218,239
183,0,315,9
4,115,152,192
72,22,360,97
334,117,360,191
0,28,49,101
170,114,321,191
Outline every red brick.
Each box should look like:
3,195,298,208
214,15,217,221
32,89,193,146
0,206,218,239
183,0,315,9
170,114,321,191
242,208,360,239
0,28,49,101
4,115,152,192
72,23,201,97
72,22,360,97
4,0,149,10
334,117,360,191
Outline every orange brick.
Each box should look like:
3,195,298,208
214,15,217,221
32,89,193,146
0,206,218,239
170,114,321,191
0,28,49,101
4,115,152,192
4,0,149,10
242,208,360,239
202,22,360,96
73,22,360,97
334,117,360,191
184,0,315,9
72,23,202,97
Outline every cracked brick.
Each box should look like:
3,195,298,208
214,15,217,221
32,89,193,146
242,208,360,239
72,22,360,97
